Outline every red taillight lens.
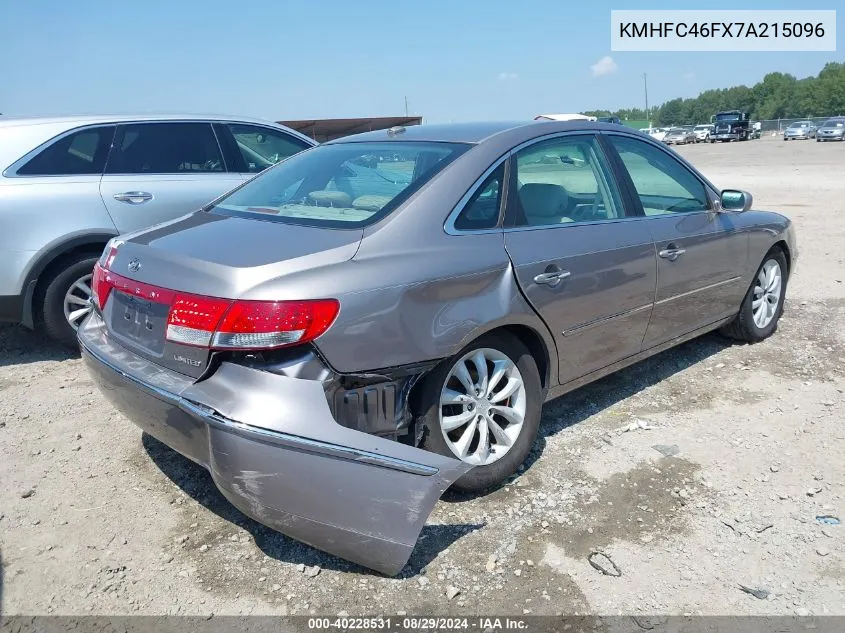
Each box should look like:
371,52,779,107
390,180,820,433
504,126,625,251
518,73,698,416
93,260,338,351
91,263,112,310
210,299,340,350
165,294,232,347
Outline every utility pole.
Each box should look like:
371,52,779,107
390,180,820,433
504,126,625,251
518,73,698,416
643,73,649,124
404,96,409,117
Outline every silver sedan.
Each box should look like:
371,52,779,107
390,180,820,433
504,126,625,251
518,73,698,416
80,120,797,574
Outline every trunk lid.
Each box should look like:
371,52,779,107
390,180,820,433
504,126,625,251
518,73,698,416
102,212,362,377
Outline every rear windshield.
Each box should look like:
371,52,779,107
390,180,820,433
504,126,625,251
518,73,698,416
209,141,469,228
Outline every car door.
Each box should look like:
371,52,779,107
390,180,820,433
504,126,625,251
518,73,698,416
502,133,657,385
99,121,244,233
213,122,313,176
604,133,746,348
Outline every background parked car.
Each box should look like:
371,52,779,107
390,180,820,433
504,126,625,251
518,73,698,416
783,121,817,140
0,114,315,345
663,127,695,145
693,124,714,142
645,127,668,142
816,117,845,141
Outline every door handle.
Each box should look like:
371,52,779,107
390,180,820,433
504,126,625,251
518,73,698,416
113,191,153,204
533,270,571,286
658,245,686,261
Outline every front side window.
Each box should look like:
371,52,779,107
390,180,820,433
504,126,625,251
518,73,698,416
453,163,504,231
228,124,311,173
608,135,709,216
106,123,224,174
509,135,623,227
17,126,115,176
210,141,468,228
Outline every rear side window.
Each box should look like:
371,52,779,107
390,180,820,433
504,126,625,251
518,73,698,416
17,126,115,176
106,123,224,174
453,163,504,231
227,124,311,173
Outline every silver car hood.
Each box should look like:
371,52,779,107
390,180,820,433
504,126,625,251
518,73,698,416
111,212,363,299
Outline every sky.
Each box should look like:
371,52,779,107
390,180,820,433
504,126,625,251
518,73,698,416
0,0,841,123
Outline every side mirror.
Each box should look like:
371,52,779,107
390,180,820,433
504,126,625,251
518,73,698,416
720,189,753,212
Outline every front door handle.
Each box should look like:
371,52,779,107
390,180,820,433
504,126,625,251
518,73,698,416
113,191,153,204
658,245,686,261
533,270,571,287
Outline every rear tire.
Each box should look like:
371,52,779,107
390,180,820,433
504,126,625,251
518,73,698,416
720,248,788,343
42,254,99,348
416,332,542,493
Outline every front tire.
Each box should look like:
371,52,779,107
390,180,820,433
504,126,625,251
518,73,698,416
416,332,542,493
720,248,788,343
41,254,98,348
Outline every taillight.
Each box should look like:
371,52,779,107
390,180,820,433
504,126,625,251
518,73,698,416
166,297,338,350
165,295,233,347
93,260,339,350
211,299,340,350
91,263,111,311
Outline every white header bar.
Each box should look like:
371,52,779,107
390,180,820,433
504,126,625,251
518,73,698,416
611,10,837,51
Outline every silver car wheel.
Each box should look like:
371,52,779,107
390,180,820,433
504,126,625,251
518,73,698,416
439,347,527,466
63,273,93,331
752,259,782,329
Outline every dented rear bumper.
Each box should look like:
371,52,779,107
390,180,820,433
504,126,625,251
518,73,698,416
79,315,470,575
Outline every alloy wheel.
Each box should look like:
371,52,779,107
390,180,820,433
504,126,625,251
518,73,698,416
438,348,527,466
752,259,782,329
63,273,93,331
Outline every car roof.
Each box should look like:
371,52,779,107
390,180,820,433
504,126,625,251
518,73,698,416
325,120,630,145
0,113,289,129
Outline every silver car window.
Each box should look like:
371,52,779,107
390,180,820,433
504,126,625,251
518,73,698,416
227,124,311,173
106,123,224,174
16,125,116,176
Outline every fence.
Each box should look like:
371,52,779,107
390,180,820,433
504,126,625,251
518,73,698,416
758,116,844,133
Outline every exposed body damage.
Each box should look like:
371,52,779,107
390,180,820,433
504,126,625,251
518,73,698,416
79,315,470,576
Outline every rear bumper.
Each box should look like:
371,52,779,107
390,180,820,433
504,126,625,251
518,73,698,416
712,133,740,141
79,315,470,575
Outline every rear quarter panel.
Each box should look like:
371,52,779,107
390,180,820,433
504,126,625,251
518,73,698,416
0,176,116,295
310,233,556,377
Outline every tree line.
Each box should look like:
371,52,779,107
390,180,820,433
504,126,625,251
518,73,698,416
583,62,845,127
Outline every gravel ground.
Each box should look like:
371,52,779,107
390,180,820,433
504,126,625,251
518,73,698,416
1,135,843,616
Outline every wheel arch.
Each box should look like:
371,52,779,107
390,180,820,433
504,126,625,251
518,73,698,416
771,239,792,275
443,318,557,392
24,232,116,327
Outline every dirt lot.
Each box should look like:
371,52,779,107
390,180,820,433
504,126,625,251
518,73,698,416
1,135,843,617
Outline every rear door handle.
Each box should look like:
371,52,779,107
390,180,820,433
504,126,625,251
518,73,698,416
113,191,153,204
533,270,571,286
658,245,686,261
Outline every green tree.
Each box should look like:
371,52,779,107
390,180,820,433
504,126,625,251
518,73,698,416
584,62,843,124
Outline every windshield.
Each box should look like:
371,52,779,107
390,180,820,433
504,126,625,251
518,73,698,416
693,125,709,131
822,119,845,127
715,113,742,122
209,141,469,228
789,122,810,128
